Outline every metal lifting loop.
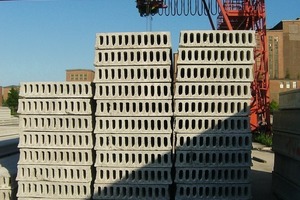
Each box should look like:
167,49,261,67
176,0,183,16
198,0,204,16
189,0,197,16
182,0,187,16
210,0,219,15
171,0,177,16
165,0,171,16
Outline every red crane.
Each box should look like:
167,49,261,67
136,0,270,132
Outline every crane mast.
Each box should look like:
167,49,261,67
136,0,270,132
217,0,269,132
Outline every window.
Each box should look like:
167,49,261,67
286,82,290,89
279,82,284,89
293,82,297,89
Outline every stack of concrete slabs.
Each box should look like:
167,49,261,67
93,32,174,200
272,89,300,200
17,82,94,200
173,30,255,200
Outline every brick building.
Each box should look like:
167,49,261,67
267,18,300,102
0,86,2,107
1,85,20,102
66,69,95,82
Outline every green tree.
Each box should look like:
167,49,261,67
6,87,19,115
270,100,279,114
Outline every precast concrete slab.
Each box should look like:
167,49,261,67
94,133,172,151
176,48,255,65
94,65,172,83
179,30,256,47
94,117,172,134
95,99,173,116
93,184,169,200
19,82,93,98
273,110,300,134
174,82,251,99
0,189,15,200
17,181,91,199
0,167,11,189
0,118,19,127
0,153,18,189
94,82,172,100
272,172,300,200
0,131,19,141
175,150,251,167
16,165,92,183
176,65,253,82
0,107,11,118
273,131,300,161
175,167,251,183
174,99,250,117
18,99,92,115
174,116,250,134
18,132,93,149
175,183,251,200
94,48,172,66
19,115,93,132
95,32,171,49
94,167,172,184
18,198,88,200
18,149,93,166
175,133,252,151
274,153,300,187
279,89,300,110
0,153,19,200
94,150,172,168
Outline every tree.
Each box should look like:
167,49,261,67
6,87,19,115
270,100,279,114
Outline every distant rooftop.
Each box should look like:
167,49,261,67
66,69,94,72
270,17,300,30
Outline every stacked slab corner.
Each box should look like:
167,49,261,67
272,89,300,200
0,163,17,200
93,32,173,200
174,30,255,200
16,82,94,199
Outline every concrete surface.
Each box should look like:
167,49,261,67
0,125,20,141
252,142,276,200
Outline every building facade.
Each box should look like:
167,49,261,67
270,80,300,102
1,86,20,102
66,69,95,82
0,86,2,107
267,18,300,103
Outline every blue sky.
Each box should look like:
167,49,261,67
1,0,300,86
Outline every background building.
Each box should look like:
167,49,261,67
267,18,300,103
66,69,95,82
1,85,20,102
0,86,2,107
